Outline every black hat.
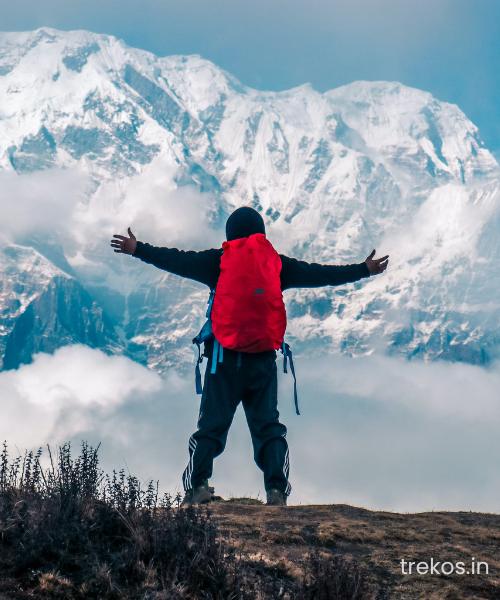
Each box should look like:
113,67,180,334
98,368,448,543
225,206,266,241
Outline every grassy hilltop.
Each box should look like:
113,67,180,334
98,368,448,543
0,442,498,599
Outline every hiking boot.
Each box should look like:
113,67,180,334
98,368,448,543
266,488,287,506
181,480,214,506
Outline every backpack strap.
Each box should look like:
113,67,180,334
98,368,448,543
211,339,220,374
282,341,300,415
192,289,216,394
210,338,225,375
194,343,203,394
206,288,215,318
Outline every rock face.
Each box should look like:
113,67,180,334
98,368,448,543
3,275,120,370
0,27,499,372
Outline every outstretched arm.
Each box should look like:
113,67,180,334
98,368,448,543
280,249,389,290
110,228,221,288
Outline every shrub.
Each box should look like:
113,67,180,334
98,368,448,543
0,441,373,599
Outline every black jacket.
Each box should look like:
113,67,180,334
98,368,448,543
132,240,371,289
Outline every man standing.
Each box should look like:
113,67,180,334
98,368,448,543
111,207,388,505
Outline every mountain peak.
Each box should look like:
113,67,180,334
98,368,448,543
0,27,499,371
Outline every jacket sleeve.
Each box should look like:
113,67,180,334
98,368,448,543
132,241,221,288
280,254,371,290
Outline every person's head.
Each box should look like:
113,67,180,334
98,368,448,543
225,206,266,241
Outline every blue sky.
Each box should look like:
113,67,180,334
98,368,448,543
3,0,500,157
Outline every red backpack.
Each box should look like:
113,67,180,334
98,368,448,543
192,233,299,414
211,233,286,352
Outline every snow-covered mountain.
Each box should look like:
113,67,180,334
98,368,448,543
0,27,499,373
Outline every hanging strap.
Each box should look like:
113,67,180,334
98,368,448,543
192,289,216,395
194,342,203,394
210,338,224,375
206,288,215,318
211,339,220,374
282,341,300,415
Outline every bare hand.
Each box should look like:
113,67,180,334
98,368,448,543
365,249,389,275
110,227,137,255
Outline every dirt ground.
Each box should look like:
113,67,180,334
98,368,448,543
210,501,500,599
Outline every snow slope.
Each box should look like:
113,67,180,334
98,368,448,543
0,27,498,371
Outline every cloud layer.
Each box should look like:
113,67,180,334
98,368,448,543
2,344,499,512
0,161,222,251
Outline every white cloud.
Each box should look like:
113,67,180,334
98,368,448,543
1,344,499,512
0,167,89,244
1,344,161,448
283,353,500,511
0,159,225,280
78,158,224,256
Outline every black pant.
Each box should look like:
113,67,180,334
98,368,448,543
182,345,291,496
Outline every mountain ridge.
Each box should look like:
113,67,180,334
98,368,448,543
0,27,499,372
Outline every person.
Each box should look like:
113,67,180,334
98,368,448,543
111,207,388,506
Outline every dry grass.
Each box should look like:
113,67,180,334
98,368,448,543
2,440,497,598
0,441,374,599
210,502,500,599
